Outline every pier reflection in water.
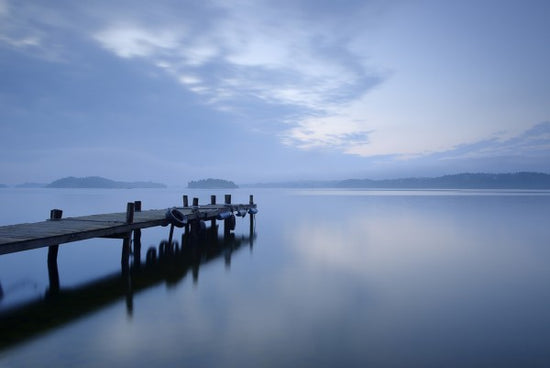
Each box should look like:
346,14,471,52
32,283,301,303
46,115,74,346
0,222,256,350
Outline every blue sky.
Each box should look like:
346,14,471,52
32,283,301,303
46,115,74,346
1,0,549,185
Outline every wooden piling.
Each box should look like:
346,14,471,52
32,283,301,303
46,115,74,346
126,202,135,224
47,209,62,294
224,194,232,237
168,223,175,246
133,201,142,267
193,197,199,208
122,203,134,270
249,195,254,247
183,195,189,207
210,195,217,228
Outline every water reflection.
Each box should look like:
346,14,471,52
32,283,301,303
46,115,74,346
0,224,256,351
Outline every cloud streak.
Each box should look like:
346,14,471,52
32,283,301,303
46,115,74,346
86,1,384,144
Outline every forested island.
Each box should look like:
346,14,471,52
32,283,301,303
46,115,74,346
188,179,238,189
46,176,166,189
337,172,550,189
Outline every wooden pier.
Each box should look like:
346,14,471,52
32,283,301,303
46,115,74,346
0,194,257,257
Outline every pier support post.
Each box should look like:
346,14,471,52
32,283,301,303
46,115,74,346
47,209,63,295
168,223,175,246
249,195,254,248
133,201,142,268
210,195,217,229
122,203,135,271
224,194,232,238
182,195,190,236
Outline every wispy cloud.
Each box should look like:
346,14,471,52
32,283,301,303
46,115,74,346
93,26,180,59
282,113,372,151
434,121,550,160
86,1,384,143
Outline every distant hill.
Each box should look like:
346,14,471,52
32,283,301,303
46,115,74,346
246,172,550,189
188,178,238,189
47,176,166,189
337,172,550,189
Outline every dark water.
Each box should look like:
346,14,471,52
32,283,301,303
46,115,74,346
0,188,549,367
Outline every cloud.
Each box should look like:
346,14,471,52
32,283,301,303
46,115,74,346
93,25,180,58
87,1,384,140
433,121,550,161
357,121,550,177
282,113,372,151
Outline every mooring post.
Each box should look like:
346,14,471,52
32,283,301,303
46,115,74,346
122,202,134,270
224,194,232,238
47,209,63,295
192,197,199,208
210,195,217,229
126,202,135,225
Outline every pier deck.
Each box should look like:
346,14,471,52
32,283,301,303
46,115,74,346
0,199,256,256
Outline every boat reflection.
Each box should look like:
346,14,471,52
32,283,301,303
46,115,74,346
0,225,256,350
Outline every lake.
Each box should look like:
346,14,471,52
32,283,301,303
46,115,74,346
1,188,549,367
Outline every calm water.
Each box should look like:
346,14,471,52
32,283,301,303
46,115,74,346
0,188,549,367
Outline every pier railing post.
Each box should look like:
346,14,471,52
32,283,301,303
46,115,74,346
47,209,63,295
183,195,188,208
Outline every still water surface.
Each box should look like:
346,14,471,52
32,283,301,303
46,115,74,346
0,188,549,367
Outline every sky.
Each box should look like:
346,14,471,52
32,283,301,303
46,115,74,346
1,0,549,185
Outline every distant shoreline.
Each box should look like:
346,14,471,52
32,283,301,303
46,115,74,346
3,172,550,190
2,176,167,189
243,172,550,189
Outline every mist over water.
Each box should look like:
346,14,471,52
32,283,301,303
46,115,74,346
1,188,549,367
